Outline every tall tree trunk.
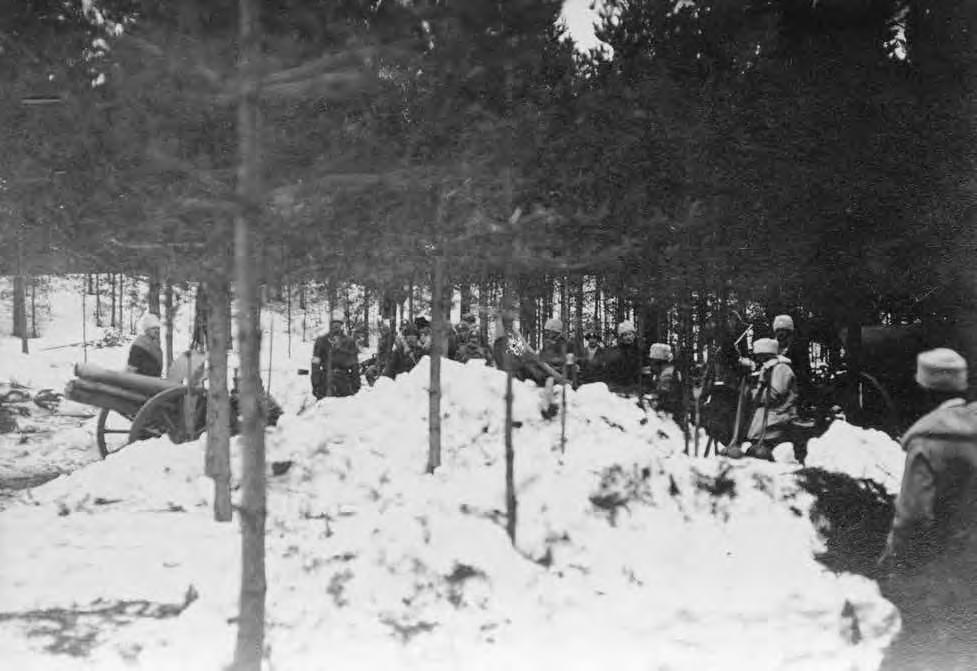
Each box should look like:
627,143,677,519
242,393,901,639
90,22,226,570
164,281,175,375
560,275,569,333
13,232,27,352
594,275,603,340
232,0,266,666
110,273,117,328
478,278,490,343
428,257,445,474
30,277,37,338
95,274,102,327
574,275,584,351
408,278,415,322
460,283,472,317
86,273,94,295
362,286,370,342
192,283,208,351
286,283,292,358
206,273,233,523
149,273,162,316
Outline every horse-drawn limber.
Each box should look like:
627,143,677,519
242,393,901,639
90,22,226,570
65,363,207,458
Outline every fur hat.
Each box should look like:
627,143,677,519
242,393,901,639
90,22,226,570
648,343,673,362
772,315,794,332
139,312,161,333
916,348,967,392
617,320,636,336
752,338,779,356
544,317,563,333
414,316,430,330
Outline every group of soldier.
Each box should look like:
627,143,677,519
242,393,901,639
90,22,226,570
120,302,977,667
308,312,684,418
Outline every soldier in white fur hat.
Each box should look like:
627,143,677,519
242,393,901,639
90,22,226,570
741,337,798,460
878,348,977,671
127,312,163,377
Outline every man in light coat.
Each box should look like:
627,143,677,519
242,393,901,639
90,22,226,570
878,348,977,671
743,337,798,460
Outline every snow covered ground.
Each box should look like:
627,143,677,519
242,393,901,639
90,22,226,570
0,276,319,488
0,277,911,670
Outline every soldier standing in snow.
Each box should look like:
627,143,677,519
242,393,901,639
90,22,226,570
452,313,490,364
772,313,812,400
878,348,977,671
740,337,798,460
602,320,646,393
127,313,164,378
647,343,682,422
383,323,425,379
579,329,605,383
311,316,361,398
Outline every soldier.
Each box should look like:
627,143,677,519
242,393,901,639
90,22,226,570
772,313,812,400
602,320,646,393
453,313,490,364
538,317,575,373
311,316,361,398
647,342,682,421
579,328,605,383
384,323,425,379
741,337,798,460
127,313,163,378
878,348,977,671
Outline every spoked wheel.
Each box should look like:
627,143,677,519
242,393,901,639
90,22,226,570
129,386,206,446
97,407,137,459
836,371,899,436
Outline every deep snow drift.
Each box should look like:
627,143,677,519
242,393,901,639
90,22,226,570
0,356,904,671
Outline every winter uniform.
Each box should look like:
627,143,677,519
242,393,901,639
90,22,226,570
879,349,977,671
311,323,361,398
383,325,425,379
744,338,798,460
648,343,682,420
127,313,163,378
601,321,646,393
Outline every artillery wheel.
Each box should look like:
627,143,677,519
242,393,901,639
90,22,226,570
129,386,206,446
97,407,136,459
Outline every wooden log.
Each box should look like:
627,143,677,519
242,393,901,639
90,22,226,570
74,363,179,397
64,380,145,417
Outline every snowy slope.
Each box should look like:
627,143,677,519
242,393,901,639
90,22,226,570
0,358,901,671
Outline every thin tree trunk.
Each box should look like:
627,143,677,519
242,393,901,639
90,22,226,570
286,282,292,358
86,273,94,295
232,0,266,665
594,275,603,340
560,275,569,333
408,278,415,322
478,278,490,343
30,277,37,338
206,273,233,523
164,281,175,375
427,257,445,474
110,273,117,328
460,283,472,317
95,274,102,327
13,232,27,352
149,272,162,316
505,369,516,544
574,275,584,352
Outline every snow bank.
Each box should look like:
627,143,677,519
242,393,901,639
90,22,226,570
0,358,900,670
805,421,905,496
